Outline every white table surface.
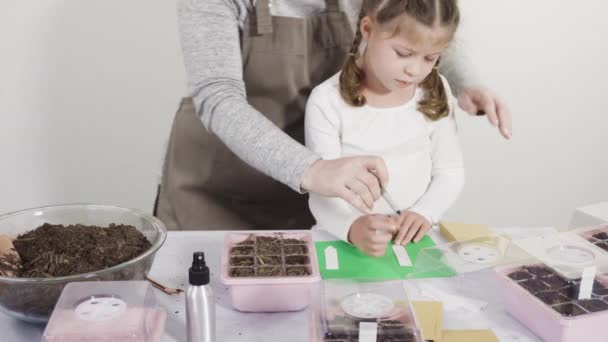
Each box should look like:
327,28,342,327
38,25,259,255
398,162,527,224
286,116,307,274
0,229,545,342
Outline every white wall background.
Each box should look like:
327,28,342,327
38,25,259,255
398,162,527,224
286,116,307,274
0,1,185,214
1,1,607,228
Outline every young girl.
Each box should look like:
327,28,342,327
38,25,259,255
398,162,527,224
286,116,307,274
306,0,465,257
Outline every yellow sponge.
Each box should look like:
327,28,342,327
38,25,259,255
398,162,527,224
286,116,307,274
442,329,499,342
439,221,491,242
412,301,443,341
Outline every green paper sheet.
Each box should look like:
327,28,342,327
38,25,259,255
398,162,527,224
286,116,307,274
315,236,456,280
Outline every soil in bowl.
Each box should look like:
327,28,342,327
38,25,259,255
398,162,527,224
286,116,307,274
12,223,151,278
0,222,153,321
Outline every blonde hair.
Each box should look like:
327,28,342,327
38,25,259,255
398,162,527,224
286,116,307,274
339,0,460,120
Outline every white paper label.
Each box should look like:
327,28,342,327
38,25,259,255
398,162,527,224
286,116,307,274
578,265,597,300
392,245,412,266
358,322,378,342
324,246,339,270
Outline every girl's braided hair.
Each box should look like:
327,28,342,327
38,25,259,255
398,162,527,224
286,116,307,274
339,0,460,120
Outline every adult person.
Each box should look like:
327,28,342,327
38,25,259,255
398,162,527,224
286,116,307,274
154,0,511,231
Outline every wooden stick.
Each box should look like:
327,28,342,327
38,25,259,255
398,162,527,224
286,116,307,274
145,275,184,295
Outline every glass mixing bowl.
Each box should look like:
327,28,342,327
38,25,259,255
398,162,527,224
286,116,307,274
0,204,167,323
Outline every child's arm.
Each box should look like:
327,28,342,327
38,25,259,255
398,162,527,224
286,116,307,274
395,76,466,245
305,88,401,256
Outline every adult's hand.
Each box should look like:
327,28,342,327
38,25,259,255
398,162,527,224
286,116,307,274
301,156,389,213
393,210,431,246
458,86,512,140
348,214,399,257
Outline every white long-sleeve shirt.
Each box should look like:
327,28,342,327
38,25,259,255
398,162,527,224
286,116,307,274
305,72,465,242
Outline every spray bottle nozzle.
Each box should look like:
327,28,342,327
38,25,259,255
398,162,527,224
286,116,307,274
192,252,206,270
189,251,210,286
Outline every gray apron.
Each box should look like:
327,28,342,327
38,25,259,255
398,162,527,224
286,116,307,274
156,0,354,230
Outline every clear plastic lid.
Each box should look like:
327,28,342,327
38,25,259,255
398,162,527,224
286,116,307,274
572,223,608,252
43,281,166,342
310,279,422,342
405,234,530,278
514,230,608,279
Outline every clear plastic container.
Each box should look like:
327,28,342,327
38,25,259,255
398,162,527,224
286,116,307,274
308,280,422,342
574,224,608,253
514,230,608,280
496,262,608,342
0,204,167,323
405,234,530,279
220,231,320,312
496,228,608,342
43,281,166,341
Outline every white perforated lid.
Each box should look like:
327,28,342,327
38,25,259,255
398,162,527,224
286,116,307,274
43,281,166,342
340,292,395,319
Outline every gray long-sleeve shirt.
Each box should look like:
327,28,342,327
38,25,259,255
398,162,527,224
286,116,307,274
177,0,480,192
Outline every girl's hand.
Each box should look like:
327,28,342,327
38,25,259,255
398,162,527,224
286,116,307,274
348,214,399,257
301,156,389,214
458,86,512,140
393,211,431,246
